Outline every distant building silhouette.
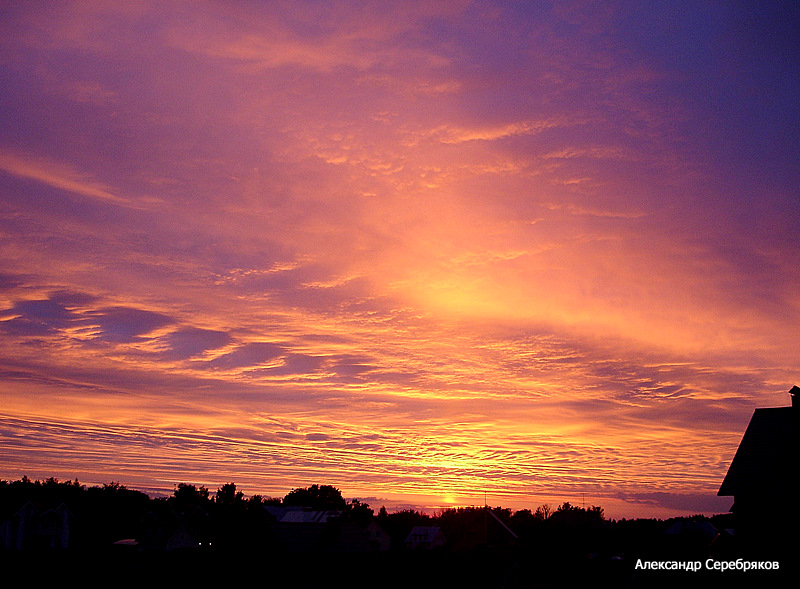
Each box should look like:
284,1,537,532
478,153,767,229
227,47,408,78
0,501,75,550
264,505,389,552
405,525,446,550
718,386,798,556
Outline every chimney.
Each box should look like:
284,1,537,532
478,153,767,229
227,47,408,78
791,385,800,408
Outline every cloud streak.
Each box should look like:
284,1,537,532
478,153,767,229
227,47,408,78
0,150,128,206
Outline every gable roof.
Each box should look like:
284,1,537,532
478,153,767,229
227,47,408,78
718,405,796,497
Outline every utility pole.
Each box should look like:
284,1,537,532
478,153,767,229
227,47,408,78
484,491,488,547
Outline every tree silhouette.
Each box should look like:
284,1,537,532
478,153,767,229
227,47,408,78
170,482,211,516
535,503,552,520
215,482,244,506
549,502,604,526
283,484,347,510
343,498,374,524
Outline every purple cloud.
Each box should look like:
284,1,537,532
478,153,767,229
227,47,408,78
89,307,174,343
161,326,231,359
208,342,285,370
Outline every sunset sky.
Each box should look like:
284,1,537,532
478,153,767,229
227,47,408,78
1,1,798,519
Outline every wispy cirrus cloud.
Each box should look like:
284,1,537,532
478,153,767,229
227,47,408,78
432,119,566,144
0,150,129,206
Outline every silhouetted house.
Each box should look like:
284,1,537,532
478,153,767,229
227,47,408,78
664,518,718,541
405,525,446,550
0,501,75,550
663,518,719,556
328,519,391,552
273,508,338,552
0,501,36,550
37,503,74,549
363,519,391,551
717,386,798,555
270,508,388,552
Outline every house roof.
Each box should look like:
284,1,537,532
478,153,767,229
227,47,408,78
405,525,444,543
280,509,336,523
664,519,718,539
718,405,796,497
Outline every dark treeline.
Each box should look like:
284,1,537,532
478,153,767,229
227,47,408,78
0,476,783,588
1,475,729,554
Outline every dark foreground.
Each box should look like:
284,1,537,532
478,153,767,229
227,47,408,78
2,547,794,589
